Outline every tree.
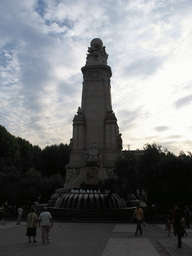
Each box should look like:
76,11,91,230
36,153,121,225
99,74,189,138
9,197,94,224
137,143,169,216
160,157,192,206
0,171,21,205
114,153,139,200
42,143,71,178
40,174,64,203
139,143,166,197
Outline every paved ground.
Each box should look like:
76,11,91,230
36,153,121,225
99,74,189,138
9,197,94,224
0,221,192,256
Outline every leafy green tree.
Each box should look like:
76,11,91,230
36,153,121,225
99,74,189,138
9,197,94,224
0,126,43,175
137,144,192,214
114,153,139,200
32,145,42,171
0,171,21,205
160,157,192,206
0,126,20,169
16,138,33,173
137,143,169,215
42,143,71,178
139,144,166,196
40,174,64,203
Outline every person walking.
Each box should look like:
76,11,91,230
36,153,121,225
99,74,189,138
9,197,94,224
165,217,172,236
26,208,39,243
16,206,23,225
133,202,144,236
184,205,190,229
173,204,185,248
0,203,5,225
39,207,53,244
181,217,187,236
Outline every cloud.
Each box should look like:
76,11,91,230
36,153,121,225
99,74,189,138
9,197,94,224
167,135,182,139
183,140,192,151
123,56,164,78
117,108,145,131
0,0,192,155
154,126,169,132
161,139,192,155
175,95,192,109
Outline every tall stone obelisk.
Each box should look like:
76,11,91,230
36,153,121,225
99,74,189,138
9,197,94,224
64,38,122,190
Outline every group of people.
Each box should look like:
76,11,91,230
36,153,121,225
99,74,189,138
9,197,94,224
26,207,53,244
1,201,191,248
1,204,53,244
133,202,191,249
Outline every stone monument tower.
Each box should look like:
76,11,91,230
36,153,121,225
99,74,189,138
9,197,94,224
64,38,122,190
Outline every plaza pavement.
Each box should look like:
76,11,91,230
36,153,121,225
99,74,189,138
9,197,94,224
0,221,192,256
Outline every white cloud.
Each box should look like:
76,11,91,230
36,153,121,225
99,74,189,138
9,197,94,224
0,0,192,154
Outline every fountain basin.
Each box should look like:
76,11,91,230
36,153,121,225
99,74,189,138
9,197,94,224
54,189,126,210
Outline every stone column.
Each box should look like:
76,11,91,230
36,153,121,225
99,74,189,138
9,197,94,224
72,108,85,150
81,65,112,150
104,110,118,150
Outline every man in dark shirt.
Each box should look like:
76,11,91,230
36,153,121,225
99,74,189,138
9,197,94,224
174,204,184,248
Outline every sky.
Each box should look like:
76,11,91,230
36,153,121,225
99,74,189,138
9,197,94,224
0,0,192,155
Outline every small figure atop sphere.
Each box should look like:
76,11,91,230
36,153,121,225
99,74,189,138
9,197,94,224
90,38,103,49
86,38,108,65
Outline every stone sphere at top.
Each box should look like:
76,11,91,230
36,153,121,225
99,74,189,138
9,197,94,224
90,38,103,48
